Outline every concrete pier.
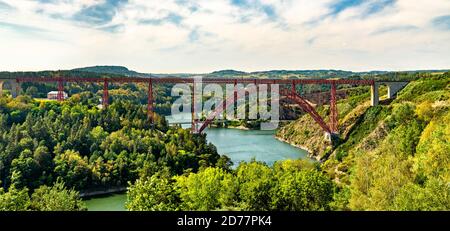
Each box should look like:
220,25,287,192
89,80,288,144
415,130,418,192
384,82,408,99
0,79,21,98
371,81,408,106
371,82,379,106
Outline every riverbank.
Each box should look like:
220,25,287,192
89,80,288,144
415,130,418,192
84,193,127,211
79,186,127,198
274,136,321,161
206,128,308,167
223,125,250,130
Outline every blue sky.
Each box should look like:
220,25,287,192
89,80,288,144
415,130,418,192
0,0,449,73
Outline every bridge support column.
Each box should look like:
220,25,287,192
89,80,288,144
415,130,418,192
147,79,153,122
57,79,64,101
1,80,22,98
191,82,196,133
11,80,21,98
386,82,408,99
103,79,109,107
234,79,237,110
291,80,296,97
254,79,259,119
330,82,338,133
371,82,379,106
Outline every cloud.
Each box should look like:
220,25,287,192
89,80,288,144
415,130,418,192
306,0,397,27
99,23,124,33
0,21,47,34
230,0,278,21
364,0,395,15
432,15,450,30
0,0,13,11
0,0,449,72
139,12,184,26
370,25,418,35
188,28,200,42
73,0,128,25
327,0,396,18
328,0,364,16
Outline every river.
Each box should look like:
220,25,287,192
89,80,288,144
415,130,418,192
205,128,307,167
84,122,308,211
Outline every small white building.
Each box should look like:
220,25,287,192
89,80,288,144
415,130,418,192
47,91,68,100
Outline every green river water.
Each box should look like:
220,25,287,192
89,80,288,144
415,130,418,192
84,128,308,211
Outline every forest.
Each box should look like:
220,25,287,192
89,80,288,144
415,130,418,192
0,70,449,211
0,90,227,210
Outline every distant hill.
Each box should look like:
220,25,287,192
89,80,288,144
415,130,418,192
69,65,449,80
209,70,247,76
72,66,361,79
251,70,356,78
204,69,362,79
72,66,151,77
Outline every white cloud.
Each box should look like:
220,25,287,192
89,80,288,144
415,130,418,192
0,0,449,73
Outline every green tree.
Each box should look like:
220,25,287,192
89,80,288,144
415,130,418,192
30,180,86,211
0,184,30,211
413,112,450,182
271,169,334,211
393,177,450,211
54,150,91,189
236,161,274,210
175,167,237,210
126,171,180,211
10,149,41,189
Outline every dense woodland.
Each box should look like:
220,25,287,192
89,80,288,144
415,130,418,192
0,70,449,211
0,90,226,210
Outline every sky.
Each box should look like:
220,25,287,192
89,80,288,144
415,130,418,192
0,0,449,73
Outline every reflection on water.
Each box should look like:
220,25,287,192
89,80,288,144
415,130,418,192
84,193,127,211
204,128,308,167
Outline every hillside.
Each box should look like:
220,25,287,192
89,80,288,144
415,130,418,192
276,72,450,210
3,66,448,81
71,66,448,80
72,66,150,77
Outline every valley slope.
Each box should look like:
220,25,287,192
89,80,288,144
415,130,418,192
276,72,450,210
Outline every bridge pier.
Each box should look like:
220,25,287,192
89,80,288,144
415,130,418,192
330,83,338,133
371,81,408,106
371,83,379,106
103,79,109,107
57,79,64,101
148,79,153,122
324,132,339,143
0,80,21,98
385,82,408,99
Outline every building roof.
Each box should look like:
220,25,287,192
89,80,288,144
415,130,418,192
48,91,67,94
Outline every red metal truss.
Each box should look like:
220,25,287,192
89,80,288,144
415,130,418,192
191,82,196,133
14,76,380,134
147,79,153,122
103,79,109,107
196,85,258,134
57,79,64,101
281,89,332,134
16,76,375,86
330,83,338,133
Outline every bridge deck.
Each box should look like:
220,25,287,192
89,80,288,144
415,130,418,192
9,76,380,85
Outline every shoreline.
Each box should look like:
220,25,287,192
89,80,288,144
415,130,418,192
224,125,250,130
274,136,321,161
210,125,319,160
80,186,127,198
